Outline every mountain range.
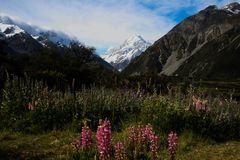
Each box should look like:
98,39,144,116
1,2,240,81
123,2,240,79
0,15,116,86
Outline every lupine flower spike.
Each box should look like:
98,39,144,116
150,135,160,160
97,119,112,160
128,126,137,144
145,124,159,160
145,123,154,140
137,123,146,144
168,131,178,160
81,121,93,149
114,141,127,160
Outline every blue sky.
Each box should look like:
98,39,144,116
0,0,239,54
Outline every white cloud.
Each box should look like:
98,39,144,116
0,0,176,50
42,0,176,48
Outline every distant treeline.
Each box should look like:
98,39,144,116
0,40,117,90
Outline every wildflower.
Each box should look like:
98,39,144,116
192,96,210,112
27,102,34,111
150,135,160,160
137,123,146,144
97,119,112,160
144,123,154,140
81,121,93,149
114,141,127,160
167,131,178,160
128,126,137,143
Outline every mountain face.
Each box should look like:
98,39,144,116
102,35,151,71
123,2,240,79
0,15,116,86
175,27,240,79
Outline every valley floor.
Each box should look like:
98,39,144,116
0,131,239,160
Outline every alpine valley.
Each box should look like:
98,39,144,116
1,2,240,160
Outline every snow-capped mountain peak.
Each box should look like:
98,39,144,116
102,35,151,71
124,35,146,45
0,15,78,46
222,2,240,14
0,23,25,37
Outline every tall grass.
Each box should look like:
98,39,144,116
0,75,239,141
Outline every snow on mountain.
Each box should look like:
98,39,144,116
0,23,25,38
222,2,240,14
0,15,78,46
102,35,151,71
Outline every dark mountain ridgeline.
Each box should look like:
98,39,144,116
123,2,240,80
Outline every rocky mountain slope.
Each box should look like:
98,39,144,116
123,2,240,79
102,35,151,71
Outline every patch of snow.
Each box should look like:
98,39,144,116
0,23,24,37
221,2,240,14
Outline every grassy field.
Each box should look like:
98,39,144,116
0,77,240,159
0,130,240,160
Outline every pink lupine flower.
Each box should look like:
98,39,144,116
137,123,146,144
150,135,160,160
128,126,137,143
81,121,92,149
114,141,127,160
27,102,34,111
192,96,210,112
97,119,112,160
145,123,154,140
129,123,150,145
195,99,204,111
167,131,178,160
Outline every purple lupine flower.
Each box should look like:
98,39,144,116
97,119,112,160
114,141,127,160
149,135,160,160
167,131,178,160
81,121,93,149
